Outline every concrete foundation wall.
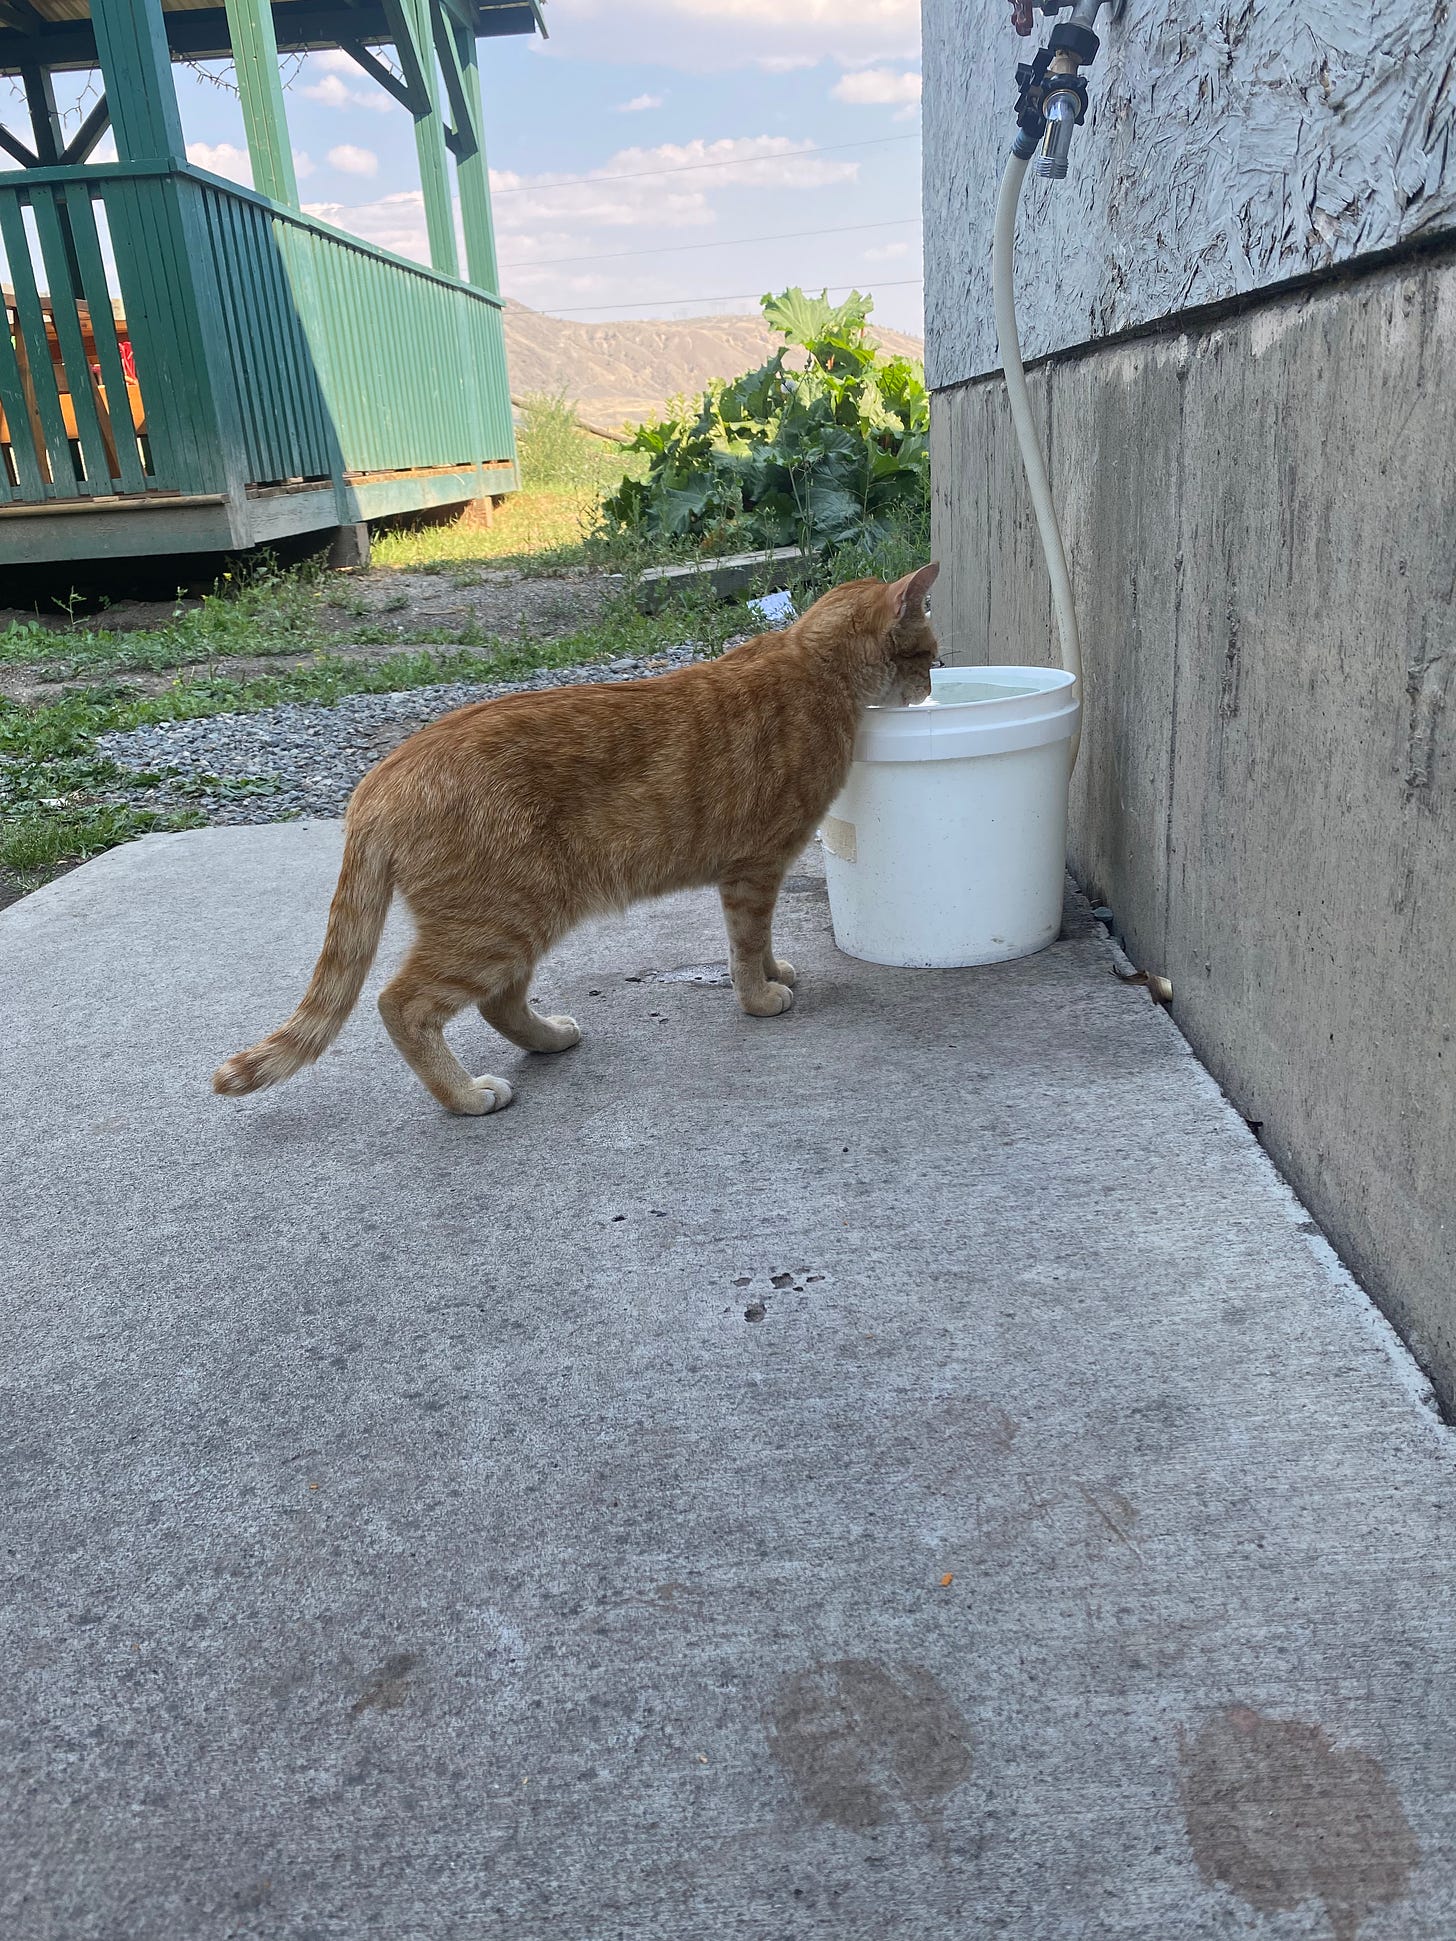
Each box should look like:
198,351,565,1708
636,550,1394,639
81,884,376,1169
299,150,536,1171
930,249,1456,1405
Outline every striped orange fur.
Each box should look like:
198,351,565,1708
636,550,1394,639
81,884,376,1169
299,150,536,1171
213,563,939,1116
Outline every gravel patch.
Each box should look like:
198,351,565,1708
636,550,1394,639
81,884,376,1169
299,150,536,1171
94,647,709,825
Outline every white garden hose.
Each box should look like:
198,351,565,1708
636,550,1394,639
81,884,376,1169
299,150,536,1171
993,151,1082,772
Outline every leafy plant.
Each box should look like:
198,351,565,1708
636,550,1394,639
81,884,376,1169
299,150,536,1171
598,288,929,555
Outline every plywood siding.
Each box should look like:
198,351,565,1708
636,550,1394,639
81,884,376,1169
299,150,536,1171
924,0,1456,385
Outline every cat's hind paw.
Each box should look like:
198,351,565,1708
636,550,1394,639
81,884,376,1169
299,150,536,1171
536,1014,581,1053
740,982,794,1018
769,959,797,988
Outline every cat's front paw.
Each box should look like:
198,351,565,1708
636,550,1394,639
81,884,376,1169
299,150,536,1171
769,958,797,988
455,1074,514,1116
741,981,794,1018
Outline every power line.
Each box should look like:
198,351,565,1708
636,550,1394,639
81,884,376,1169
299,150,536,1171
500,215,922,273
490,132,920,197
545,277,924,317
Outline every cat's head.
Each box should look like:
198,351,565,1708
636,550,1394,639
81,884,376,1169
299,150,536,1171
874,562,941,706
795,562,941,704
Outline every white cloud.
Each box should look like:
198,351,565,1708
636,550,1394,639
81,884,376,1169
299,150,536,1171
328,144,379,177
184,140,317,188
187,141,252,186
608,134,859,188
537,0,917,72
304,189,428,261
831,67,921,106
302,128,892,318
667,0,913,24
615,93,664,112
863,240,910,261
757,55,818,73
480,136,858,245
304,73,351,107
302,71,396,113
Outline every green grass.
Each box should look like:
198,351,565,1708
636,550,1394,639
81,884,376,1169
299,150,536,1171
515,390,631,492
0,553,328,683
0,802,203,876
372,396,933,585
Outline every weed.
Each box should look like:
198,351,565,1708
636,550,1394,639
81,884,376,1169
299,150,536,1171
516,391,620,492
155,771,285,800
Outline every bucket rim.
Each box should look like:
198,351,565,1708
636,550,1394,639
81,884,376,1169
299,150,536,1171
856,663,1080,763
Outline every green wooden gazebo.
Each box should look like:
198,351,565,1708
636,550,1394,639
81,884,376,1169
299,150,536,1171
0,0,541,564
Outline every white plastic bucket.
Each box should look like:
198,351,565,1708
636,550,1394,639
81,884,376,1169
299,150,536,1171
821,665,1080,968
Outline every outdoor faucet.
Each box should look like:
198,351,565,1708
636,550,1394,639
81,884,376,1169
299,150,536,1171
1008,0,1121,181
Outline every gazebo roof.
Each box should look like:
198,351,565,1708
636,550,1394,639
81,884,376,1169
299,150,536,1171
2,0,542,76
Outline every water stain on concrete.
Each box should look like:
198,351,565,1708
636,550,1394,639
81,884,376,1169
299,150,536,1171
349,1651,421,1719
643,962,733,987
767,1658,971,1833
1077,1480,1143,1557
1178,1705,1420,1941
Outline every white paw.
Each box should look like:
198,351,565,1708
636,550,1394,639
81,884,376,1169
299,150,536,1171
456,1074,514,1116
539,1014,581,1052
771,960,797,989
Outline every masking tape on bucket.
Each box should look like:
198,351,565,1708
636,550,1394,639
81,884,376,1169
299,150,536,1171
821,815,857,863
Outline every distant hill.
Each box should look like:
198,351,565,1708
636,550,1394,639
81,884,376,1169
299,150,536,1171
501,299,925,435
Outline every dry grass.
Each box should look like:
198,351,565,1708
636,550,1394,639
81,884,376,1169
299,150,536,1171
371,489,609,575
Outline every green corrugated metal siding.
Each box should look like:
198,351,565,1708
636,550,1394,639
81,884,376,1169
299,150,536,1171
0,161,517,516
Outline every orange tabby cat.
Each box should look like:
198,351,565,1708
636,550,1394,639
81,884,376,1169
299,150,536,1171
213,563,939,1116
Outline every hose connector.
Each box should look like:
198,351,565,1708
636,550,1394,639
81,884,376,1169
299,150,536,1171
1010,10,1103,182
1037,89,1080,178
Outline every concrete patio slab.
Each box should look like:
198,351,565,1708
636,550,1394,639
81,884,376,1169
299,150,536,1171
2,821,1454,1941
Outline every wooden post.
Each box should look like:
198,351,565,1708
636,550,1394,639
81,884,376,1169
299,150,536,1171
224,0,298,206
402,0,459,278
446,16,500,294
89,0,185,164
90,0,244,499
21,67,64,165
328,520,370,568
21,68,87,299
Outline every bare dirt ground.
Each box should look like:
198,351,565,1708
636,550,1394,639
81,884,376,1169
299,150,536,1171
312,566,620,640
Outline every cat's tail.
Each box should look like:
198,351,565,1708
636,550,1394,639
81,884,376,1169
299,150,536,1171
212,825,393,1097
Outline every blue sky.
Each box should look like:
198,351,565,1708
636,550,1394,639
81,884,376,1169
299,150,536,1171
3,0,923,335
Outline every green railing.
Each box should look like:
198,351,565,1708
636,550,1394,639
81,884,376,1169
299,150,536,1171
0,161,516,508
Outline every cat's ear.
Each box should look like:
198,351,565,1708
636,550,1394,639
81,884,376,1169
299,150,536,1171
887,561,940,621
